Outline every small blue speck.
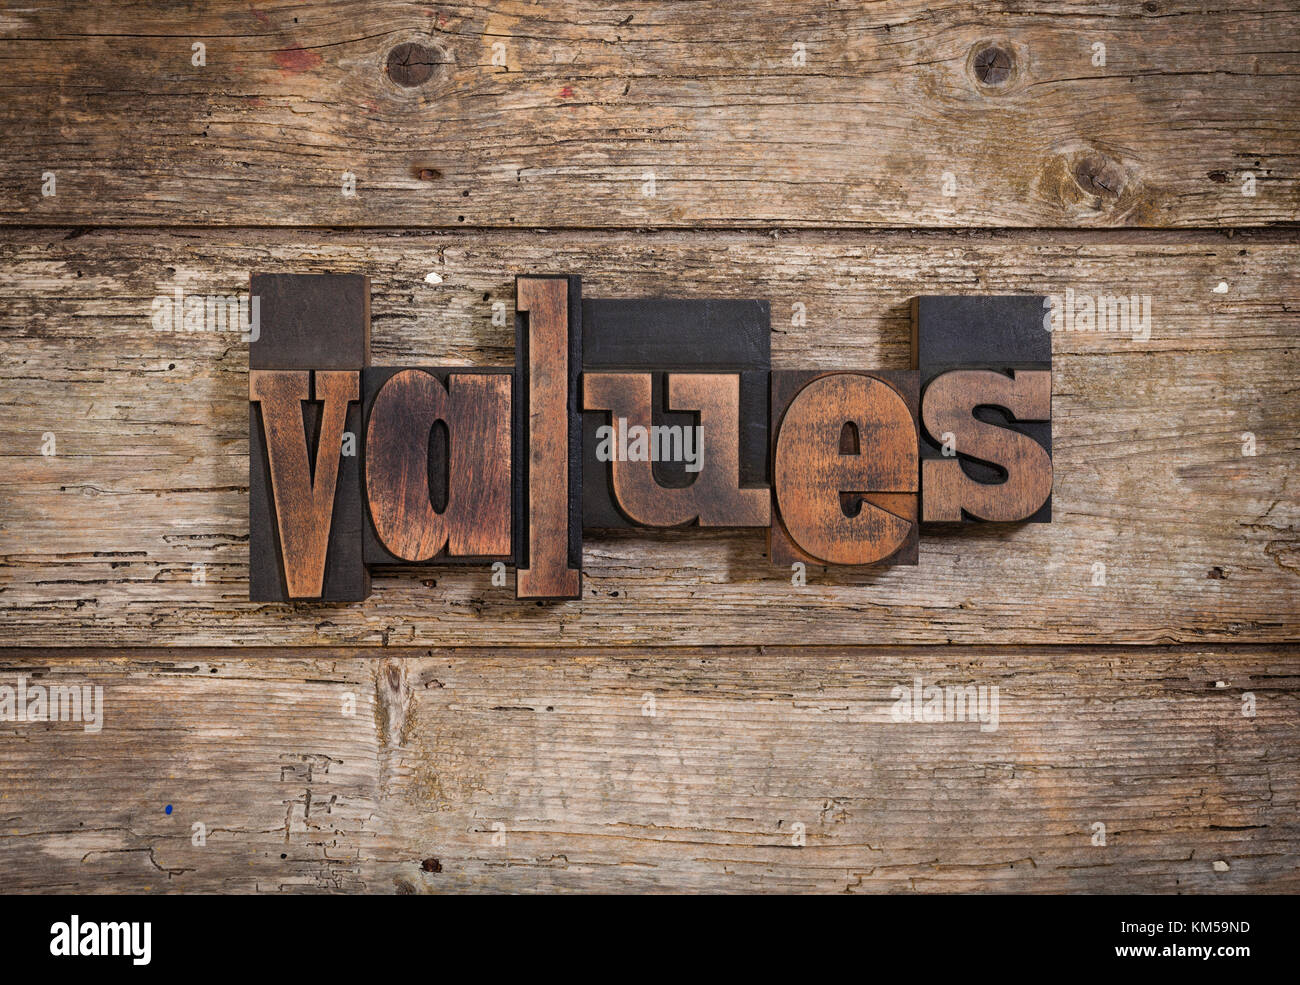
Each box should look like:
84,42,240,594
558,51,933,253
164,804,173,815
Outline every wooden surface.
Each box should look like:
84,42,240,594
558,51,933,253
0,645,1295,894
1,0,1297,894
1,1,1296,227
1,229,1294,647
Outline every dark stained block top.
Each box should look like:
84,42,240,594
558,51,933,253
583,299,769,369
912,295,1052,523
249,273,370,370
912,295,1050,370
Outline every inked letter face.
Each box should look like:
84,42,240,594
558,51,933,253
772,372,919,566
920,369,1052,522
584,371,770,527
365,369,512,561
911,295,1052,524
250,369,359,598
248,273,369,602
515,276,582,599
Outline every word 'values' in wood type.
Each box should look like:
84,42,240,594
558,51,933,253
247,278,1055,601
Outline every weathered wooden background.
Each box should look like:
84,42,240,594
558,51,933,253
0,1,1296,893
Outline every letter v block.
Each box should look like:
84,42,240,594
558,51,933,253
249,273,369,601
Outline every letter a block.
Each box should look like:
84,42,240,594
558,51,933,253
361,367,513,564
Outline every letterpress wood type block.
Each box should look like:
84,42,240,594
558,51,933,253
514,275,583,599
581,298,771,529
583,371,770,527
362,368,513,565
769,370,920,567
249,273,370,372
912,295,1052,523
248,273,369,601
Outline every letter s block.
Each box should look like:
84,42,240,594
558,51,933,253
921,370,1052,522
912,295,1053,523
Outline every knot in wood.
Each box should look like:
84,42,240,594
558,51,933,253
386,42,441,88
973,45,1014,86
1072,153,1126,199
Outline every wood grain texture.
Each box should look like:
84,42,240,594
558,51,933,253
0,645,1294,894
0,228,1295,646
921,369,1054,523
364,369,512,561
0,2,1296,228
3,0,1297,900
772,371,919,566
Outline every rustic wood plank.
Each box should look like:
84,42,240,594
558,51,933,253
0,228,1296,646
0,1,1296,228
0,645,1294,893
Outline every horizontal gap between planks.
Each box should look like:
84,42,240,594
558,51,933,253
2,225,1300,244
0,644,1297,659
